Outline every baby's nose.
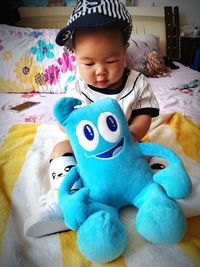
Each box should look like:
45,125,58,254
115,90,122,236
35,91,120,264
96,64,107,76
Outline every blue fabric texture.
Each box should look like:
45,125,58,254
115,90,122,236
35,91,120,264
53,97,192,264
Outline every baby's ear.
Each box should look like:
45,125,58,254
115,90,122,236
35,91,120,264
53,97,82,126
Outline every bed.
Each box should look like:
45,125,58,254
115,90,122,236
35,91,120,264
0,6,200,267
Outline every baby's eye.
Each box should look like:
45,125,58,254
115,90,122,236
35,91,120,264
106,59,118,64
84,63,94,66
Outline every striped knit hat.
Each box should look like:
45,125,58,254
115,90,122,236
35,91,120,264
56,0,132,51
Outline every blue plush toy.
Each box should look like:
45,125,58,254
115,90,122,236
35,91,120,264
53,97,192,264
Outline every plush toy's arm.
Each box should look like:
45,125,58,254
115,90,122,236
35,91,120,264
139,142,192,199
58,167,90,230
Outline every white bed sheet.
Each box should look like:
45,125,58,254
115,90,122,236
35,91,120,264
0,92,61,144
148,62,200,124
0,62,199,145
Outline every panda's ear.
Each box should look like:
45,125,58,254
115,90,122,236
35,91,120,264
53,97,82,126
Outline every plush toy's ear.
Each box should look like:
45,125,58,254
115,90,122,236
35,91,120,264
53,97,82,126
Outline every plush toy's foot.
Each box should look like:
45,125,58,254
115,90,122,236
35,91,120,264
24,201,69,238
136,184,186,244
77,210,126,264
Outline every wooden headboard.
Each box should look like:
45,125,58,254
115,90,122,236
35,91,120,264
17,6,166,55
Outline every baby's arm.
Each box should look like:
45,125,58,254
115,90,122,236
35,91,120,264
129,114,151,141
58,122,65,133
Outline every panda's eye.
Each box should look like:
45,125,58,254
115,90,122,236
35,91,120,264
76,120,99,151
150,163,166,170
98,112,121,142
64,165,74,172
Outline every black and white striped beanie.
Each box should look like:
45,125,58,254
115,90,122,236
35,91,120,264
56,0,132,51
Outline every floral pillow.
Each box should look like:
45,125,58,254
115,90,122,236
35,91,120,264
0,24,76,93
126,34,170,77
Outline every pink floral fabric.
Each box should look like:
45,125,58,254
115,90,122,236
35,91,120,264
0,25,77,93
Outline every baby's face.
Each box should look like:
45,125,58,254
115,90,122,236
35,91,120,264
73,27,128,89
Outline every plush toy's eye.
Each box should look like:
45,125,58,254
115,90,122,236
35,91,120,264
76,120,99,151
98,112,121,142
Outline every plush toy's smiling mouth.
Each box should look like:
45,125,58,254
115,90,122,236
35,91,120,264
95,139,124,159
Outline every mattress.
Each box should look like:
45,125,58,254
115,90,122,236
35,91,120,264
148,62,200,124
0,92,61,144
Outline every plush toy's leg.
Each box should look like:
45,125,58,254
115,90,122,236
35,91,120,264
77,207,126,264
135,183,186,244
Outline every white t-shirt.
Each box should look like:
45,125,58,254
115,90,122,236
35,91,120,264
65,69,159,123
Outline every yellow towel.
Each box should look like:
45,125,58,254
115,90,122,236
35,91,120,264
0,124,38,247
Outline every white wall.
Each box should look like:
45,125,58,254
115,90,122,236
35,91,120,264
136,0,200,27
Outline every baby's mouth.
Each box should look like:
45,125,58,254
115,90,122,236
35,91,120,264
96,80,108,86
95,139,124,159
